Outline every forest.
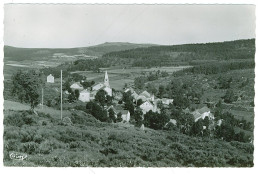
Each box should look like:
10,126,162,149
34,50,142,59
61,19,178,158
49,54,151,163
102,39,255,67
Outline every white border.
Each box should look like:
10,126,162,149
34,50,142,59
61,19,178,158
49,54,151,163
0,1,258,174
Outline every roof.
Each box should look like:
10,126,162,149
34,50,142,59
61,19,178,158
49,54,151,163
112,105,129,115
119,110,129,115
132,92,139,99
80,89,89,93
192,111,202,120
91,82,104,88
169,119,177,125
137,95,147,102
124,88,134,93
139,91,151,98
197,106,210,114
47,74,53,77
70,82,83,88
183,108,190,114
140,100,154,107
113,105,124,111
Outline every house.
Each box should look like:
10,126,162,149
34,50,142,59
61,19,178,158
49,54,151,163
103,86,112,96
161,98,173,105
79,89,90,102
91,71,112,97
109,105,131,122
169,119,177,125
92,83,105,91
131,91,139,101
120,110,131,122
140,101,157,114
124,88,138,101
47,74,54,83
137,90,155,102
191,106,214,122
77,71,112,103
70,82,84,91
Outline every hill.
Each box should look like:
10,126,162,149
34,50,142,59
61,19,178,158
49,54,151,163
102,39,255,67
4,42,156,62
3,100,253,167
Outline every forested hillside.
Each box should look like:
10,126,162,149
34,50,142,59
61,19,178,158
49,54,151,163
102,39,255,67
4,42,155,62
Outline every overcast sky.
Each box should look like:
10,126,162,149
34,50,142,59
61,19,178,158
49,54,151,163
4,4,255,48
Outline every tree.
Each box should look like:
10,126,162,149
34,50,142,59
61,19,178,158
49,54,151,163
75,89,80,100
108,108,116,123
223,89,237,103
106,95,113,106
134,108,143,127
116,112,123,122
134,76,146,89
86,101,108,122
137,99,143,106
143,111,170,130
125,99,135,115
146,83,157,94
191,119,204,136
11,70,42,110
215,121,235,141
122,91,132,103
68,91,76,103
95,89,107,106
158,85,165,98
178,113,194,135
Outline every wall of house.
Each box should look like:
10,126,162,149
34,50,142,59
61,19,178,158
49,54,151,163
79,92,90,102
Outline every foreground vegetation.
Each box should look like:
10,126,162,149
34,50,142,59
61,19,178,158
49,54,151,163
4,109,253,167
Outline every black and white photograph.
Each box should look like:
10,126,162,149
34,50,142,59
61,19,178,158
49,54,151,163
1,1,257,168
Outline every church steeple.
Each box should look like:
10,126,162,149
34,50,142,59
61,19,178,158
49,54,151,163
104,71,109,87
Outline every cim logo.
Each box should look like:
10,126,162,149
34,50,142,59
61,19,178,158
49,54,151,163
9,152,27,160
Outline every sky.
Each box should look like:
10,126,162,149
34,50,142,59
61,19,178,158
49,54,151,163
4,4,256,48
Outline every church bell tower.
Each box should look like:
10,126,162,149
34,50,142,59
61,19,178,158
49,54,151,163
104,71,110,87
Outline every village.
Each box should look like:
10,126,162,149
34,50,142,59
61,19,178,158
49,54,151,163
46,71,217,132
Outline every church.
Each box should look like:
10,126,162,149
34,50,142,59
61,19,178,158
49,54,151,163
79,71,112,102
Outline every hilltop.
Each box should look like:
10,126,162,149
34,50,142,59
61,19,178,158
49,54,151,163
4,42,156,62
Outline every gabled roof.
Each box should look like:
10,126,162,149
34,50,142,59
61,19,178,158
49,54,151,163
183,108,190,114
112,105,129,115
91,82,105,88
113,105,124,111
132,92,139,99
169,119,177,125
124,87,135,93
70,82,83,88
197,106,210,114
140,100,154,107
192,111,202,120
80,89,89,93
119,110,129,115
139,90,151,98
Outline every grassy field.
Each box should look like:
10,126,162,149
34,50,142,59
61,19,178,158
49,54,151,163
70,66,191,90
3,100,254,167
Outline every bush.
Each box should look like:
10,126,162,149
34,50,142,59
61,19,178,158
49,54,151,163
108,132,129,143
4,113,25,127
20,142,39,154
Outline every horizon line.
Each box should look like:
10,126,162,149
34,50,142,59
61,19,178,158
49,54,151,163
4,38,255,49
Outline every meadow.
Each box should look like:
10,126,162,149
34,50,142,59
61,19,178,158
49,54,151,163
70,66,191,90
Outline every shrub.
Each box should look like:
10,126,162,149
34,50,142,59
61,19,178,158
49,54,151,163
108,132,129,143
4,113,25,127
20,142,39,154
